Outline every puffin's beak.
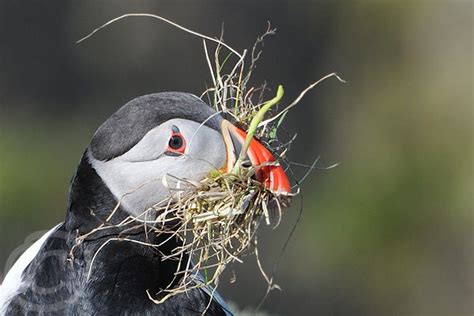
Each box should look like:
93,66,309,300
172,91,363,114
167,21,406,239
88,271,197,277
221,120,291,194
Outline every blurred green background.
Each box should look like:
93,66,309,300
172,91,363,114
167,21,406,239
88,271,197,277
0,1,472,315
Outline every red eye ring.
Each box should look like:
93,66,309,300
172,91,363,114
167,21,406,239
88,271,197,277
167,129,186,155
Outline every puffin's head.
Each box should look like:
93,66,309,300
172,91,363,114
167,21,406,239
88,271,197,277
87,92,290,217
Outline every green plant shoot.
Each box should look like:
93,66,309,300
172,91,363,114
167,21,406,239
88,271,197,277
231,85,284,175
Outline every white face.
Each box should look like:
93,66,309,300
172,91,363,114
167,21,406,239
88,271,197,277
88,118,226,217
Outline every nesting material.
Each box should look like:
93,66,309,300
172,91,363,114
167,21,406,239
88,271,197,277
75,13,344,308
144,168,291,303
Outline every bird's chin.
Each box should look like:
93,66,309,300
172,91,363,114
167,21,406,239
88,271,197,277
220,120,291,194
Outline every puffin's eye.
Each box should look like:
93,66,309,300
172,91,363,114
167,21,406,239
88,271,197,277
169,135,183,150
166,126,186,155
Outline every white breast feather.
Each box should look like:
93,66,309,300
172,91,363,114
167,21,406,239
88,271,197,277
0,223,62,314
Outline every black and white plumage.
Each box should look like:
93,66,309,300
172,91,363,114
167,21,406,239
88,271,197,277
0,92,290,315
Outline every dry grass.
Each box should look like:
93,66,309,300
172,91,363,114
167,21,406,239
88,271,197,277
75,13,344,312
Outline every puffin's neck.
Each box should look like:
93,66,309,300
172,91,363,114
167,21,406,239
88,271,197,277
64,149,183,254
64,150,127,234
63,151,187,295
64,151,167,243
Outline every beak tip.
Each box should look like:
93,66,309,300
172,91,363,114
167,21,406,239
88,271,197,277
267,165,291,194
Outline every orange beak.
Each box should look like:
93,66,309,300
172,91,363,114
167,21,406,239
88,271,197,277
221,120,291,194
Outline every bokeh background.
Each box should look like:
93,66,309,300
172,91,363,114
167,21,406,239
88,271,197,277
0,1,472,315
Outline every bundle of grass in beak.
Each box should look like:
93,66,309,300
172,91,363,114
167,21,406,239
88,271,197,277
76,14,344,308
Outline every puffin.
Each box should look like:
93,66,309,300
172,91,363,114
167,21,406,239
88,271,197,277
0,92,291,315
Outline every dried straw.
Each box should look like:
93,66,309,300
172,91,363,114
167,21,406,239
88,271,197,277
74,13,343,311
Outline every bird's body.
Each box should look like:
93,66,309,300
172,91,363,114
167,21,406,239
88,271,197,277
0,92,290,315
